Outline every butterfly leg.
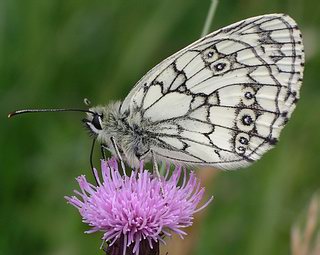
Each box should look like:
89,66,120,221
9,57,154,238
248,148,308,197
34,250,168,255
100,144,109,160
110,136,127,175
151,150,165,197
151,150,161,179
90,138,99,185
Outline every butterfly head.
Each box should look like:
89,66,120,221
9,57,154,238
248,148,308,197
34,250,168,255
83,106,106,136
82,102,123,143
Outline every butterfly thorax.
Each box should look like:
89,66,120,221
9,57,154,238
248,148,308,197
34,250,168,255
89,101,151,168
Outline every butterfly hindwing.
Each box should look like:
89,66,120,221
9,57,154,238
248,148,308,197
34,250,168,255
121,14,304,169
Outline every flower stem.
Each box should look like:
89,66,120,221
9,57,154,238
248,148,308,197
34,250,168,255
104,236,160,255
201,0,219,37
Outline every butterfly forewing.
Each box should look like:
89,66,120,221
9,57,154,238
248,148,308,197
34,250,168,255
120,14,304,169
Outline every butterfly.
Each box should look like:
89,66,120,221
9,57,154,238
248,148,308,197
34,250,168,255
10,14,304,172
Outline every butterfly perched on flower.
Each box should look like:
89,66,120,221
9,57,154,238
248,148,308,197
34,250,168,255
10,14,304,171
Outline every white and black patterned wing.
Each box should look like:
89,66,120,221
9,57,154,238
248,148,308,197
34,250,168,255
121,14,304,169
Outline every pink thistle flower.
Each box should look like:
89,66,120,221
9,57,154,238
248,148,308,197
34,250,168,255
65,158,213,255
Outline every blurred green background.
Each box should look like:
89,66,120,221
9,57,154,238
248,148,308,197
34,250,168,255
1,0,320,254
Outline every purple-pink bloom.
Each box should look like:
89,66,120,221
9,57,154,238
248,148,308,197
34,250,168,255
65,158,213,255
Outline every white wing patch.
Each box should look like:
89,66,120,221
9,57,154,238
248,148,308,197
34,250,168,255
121,14,304,169
144,92,193,121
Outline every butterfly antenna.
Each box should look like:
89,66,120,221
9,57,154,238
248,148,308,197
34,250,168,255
8,108,95,118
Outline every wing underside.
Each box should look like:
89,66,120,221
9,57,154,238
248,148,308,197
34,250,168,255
121,14,304,169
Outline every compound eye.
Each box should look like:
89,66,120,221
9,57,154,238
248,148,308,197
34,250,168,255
92,114,102,130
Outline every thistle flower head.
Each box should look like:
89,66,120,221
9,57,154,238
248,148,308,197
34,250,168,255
65,158,212,255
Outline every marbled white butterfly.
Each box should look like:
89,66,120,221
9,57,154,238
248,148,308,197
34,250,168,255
10,14,304,171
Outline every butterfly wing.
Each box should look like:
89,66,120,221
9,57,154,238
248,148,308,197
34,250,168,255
121,14,304,169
